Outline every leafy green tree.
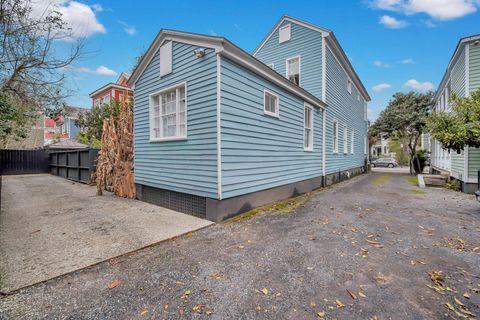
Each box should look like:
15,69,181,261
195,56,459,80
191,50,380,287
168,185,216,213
0,0,83,146
370,91,433,173
75,102,120,148
426,88,480,153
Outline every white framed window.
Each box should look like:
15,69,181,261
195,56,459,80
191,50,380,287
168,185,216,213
304,104,313,151
93,99,100,108
333,120,338,153
364,102,367,121
357,94,360,102
100,95,110,106
347,78,352,94
267,63,274,69
343,125,348,154
286,56,300,86
159,41,173,77
279,24,291,43
350,129,354,154
264,89,279,118
149,82,187,141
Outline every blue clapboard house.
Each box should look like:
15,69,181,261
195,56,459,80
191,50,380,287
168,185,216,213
128,16,370,221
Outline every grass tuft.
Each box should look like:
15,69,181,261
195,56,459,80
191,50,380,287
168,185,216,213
410,188,426,194
406,176,418,186
372,175,390,187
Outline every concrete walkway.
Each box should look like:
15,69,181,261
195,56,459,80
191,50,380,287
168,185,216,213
0,174,212,293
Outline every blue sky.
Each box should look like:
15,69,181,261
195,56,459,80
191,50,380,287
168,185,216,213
46,0,480,120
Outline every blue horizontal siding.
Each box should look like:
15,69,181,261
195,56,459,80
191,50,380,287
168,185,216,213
254,20,323,100
134,42,218,198
220,57,323,199
325,47,367,174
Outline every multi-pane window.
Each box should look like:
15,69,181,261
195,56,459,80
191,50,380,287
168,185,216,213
264,89,279,117
333,120,338,153
350,129,355,154
343,126,348,154
150,83,186,141
286,56,300,85
304,105,313,150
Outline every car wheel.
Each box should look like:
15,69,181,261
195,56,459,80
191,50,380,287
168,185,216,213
388,164,394,168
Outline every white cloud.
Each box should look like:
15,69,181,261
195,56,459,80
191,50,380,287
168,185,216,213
373,60,392,68
118,21,136,36
379,15,408,28
76,65,117,76
233,23,242,31
30,0,106,40
372,83,392,92
404,79,434,91
401,58,415,64
371,0,479,20
91,3,104,12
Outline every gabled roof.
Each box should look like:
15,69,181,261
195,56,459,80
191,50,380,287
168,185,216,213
433,34,480,102
89,82,131,98
253,15,370,102
128,29,327,110
116,72,130,85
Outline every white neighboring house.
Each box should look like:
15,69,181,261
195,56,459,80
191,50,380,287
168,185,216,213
430,34,480,193
371,134,391,158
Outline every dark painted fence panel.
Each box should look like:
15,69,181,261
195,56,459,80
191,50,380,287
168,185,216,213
49,149,99,184
0,149,49,175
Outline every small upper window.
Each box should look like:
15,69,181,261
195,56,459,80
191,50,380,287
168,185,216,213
357,94,360,102
264,89,279,118
333,120,338,153
343,126,348,154
150,82,186,141
279,24,291,43
286,56,300,86
160,41,173,77
364,102,367,121
304,104,313,151
350,129,355,154
347,79,352,94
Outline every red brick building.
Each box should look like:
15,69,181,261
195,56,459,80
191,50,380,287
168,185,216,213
89,72,133,108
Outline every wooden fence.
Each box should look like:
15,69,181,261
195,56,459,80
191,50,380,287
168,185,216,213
49,149,99,184
0,149,49,175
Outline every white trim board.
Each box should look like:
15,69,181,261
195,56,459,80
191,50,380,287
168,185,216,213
216,53,222,200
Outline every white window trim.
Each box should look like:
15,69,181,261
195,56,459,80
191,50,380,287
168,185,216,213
364,102,367,121
347,78,352,94
149,81,188,142
364,135,367,154
263,89,279,118
279,23,291,43
343,125,348,154
304,103,314,151
333,119,338,154
350,129,355,154
286,55,301,86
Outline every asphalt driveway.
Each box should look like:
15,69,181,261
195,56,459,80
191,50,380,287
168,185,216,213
0,174,212,293
1,172,479,319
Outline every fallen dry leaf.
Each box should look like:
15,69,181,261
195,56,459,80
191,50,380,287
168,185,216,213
358,292,367,298
335,299,345,308
107,279,120,289
140,307,148,316
259,288,269,295
317,311,325,318
463,292,471,299
346,289,357,300
181,290,191,299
